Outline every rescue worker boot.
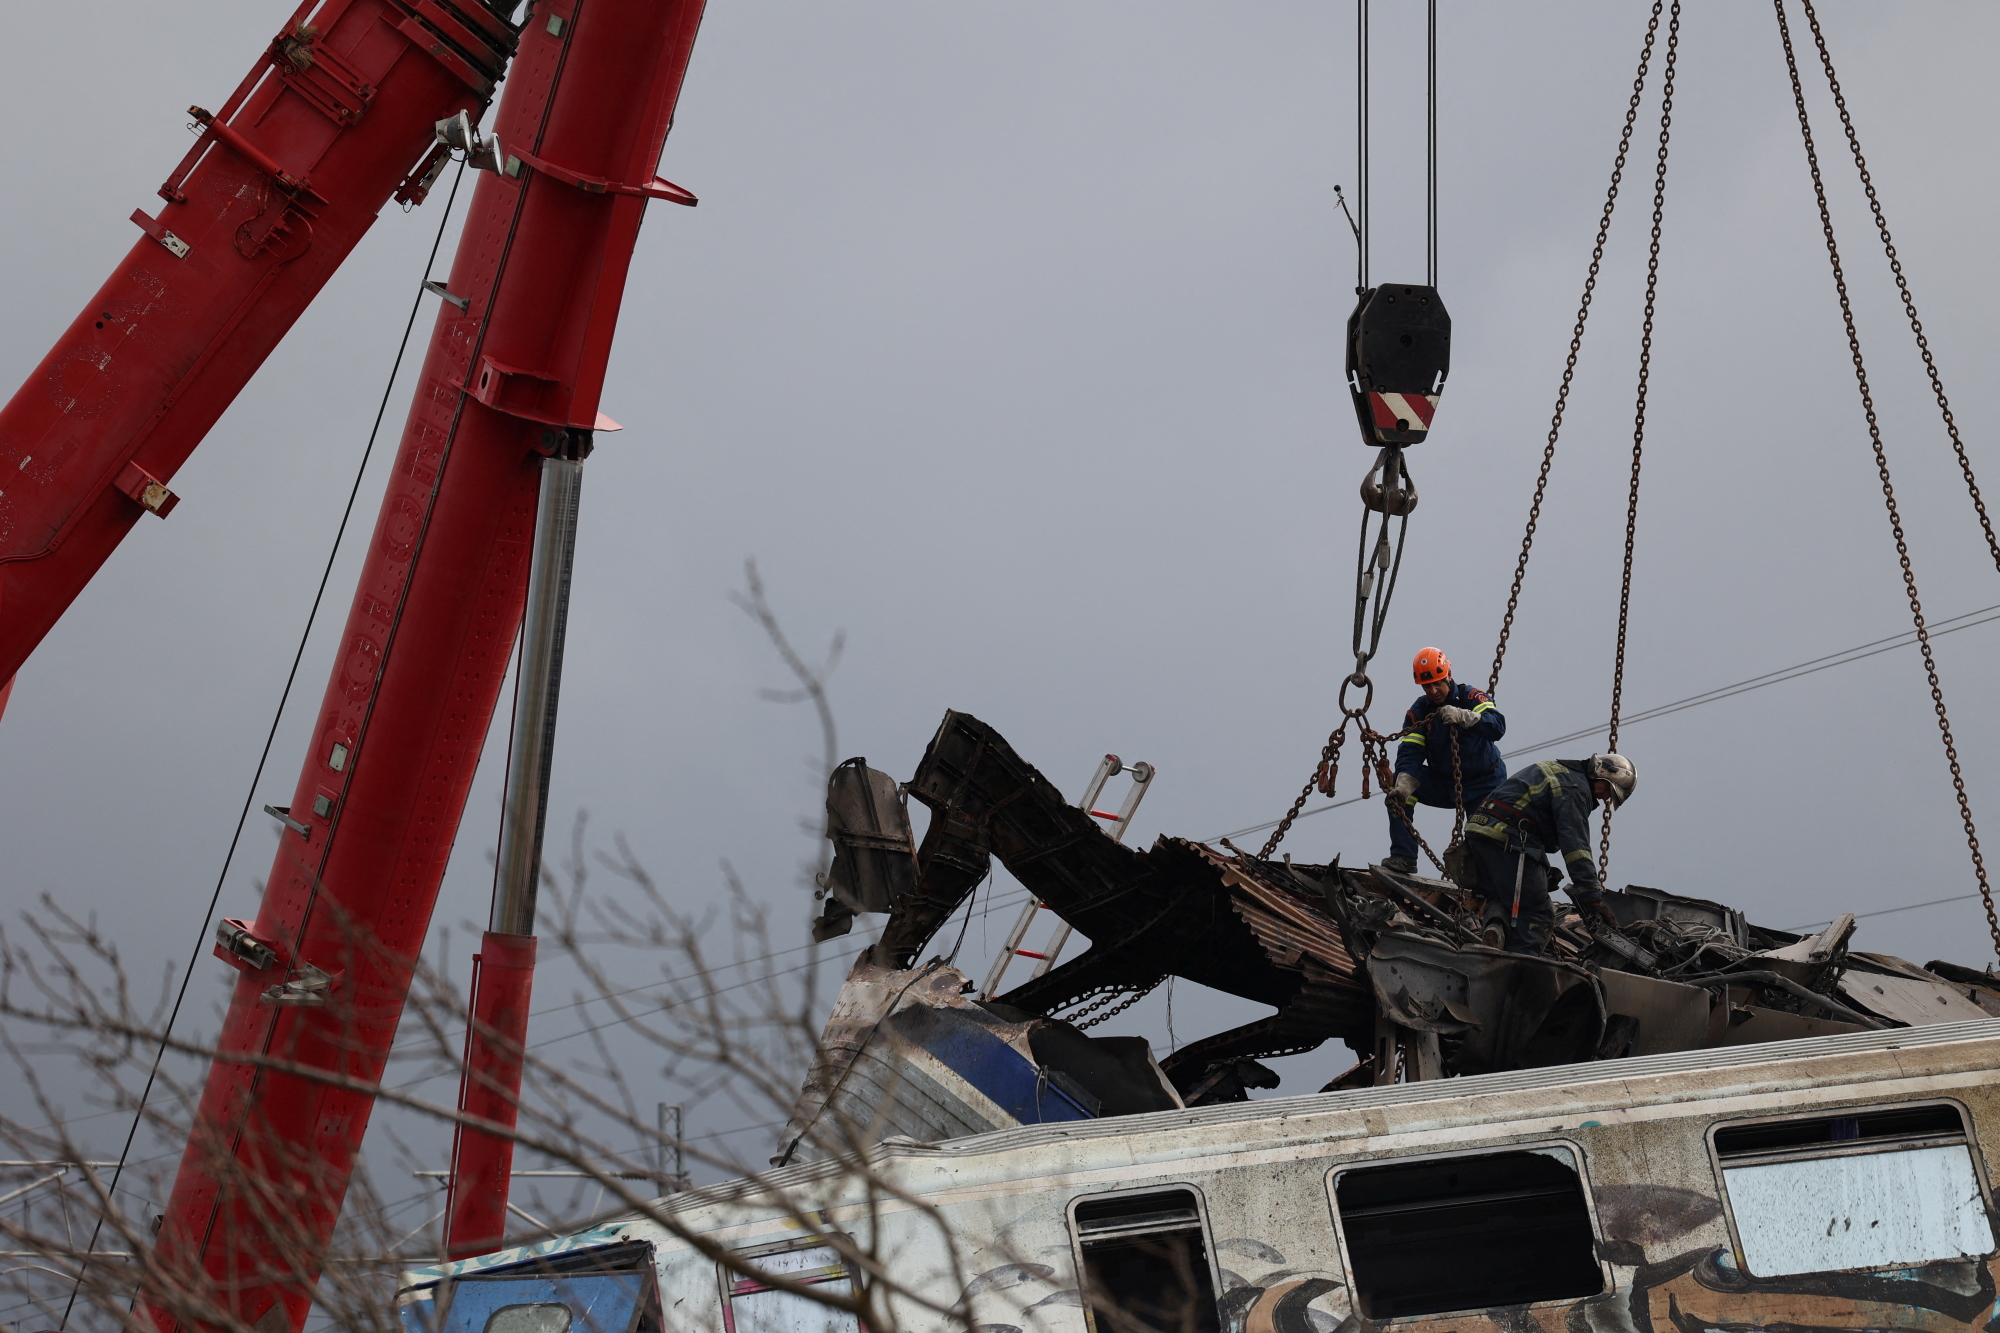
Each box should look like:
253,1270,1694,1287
1382,856,1418,875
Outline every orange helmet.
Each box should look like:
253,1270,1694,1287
1412,647,1452,686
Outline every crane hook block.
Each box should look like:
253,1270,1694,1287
1346,284,1450,447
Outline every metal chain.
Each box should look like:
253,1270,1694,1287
1448,718,1466,848
1361,722,1447,874
1062,977,1166,1030
1793,0,2000,582
1775,0,2000,962
1600,0,1681,886
1391,785,1447,874
1488,0,1666,695
1262,705,1443,875
1263,676,1375,859
1261,731,1342,860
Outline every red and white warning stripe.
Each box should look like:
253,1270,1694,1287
1368,391,1440,433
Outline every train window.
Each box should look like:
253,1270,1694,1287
1714,1102,1995,1277
485,1307,572,1333
1333,1148,1603,1318
404,1274,650,1333
1071,1188,1222,1333
720,1242,859,1333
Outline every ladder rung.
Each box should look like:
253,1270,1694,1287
1088,809,1120,821
1014,949,1047,960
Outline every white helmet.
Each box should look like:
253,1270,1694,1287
1587,753,1636,808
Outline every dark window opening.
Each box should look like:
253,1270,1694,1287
1335,1150,1603,1319
1714,1103,1965,1159
1073,1190,1221,1333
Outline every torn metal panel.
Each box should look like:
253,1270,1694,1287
818,758,915,913
872,795,991,966
1609,884,1749,946
1598,970,1712,1057
1367,932,1606,1075
1367,937,1480,1035
1736,914,1855,987
1706,990,1868,1046
776,955,1186,1162
774,958,1028,1162
1924,959,2000,1015
1020,1021,1183,1117
1838,966,1993,1026
900,713,1371,1081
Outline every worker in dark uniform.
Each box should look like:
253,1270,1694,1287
1384,647,1507,874
1462,754,1637,953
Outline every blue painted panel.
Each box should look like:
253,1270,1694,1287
898,1008,1094,1124
402,1274,649,1333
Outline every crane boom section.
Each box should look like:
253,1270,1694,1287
146,3,705,1329
0,0,517,686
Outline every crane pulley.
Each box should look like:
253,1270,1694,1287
1262,1,1457,868
1346,283,1450,449
1335,0,1448,699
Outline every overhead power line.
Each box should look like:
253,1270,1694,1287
1213,600,2000,843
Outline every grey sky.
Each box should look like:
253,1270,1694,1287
4,0,2000,1189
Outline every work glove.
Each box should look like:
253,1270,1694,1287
1587,900,1620,931
1393,771,1419,800
1435,704,1479,728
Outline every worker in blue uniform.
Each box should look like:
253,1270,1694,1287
1462,754,1637,953
1383,647,1507,874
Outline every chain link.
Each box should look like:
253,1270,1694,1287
1271,1,1674,873
1448,718,1466,848
1261,701,1444,875
1262,679,1374,860
1060,977,1165,1030
1776,0,2000,963
1390,782,1448,875
1600,0,1680,887
1262,728,1344,860
1489,0,1667,696
1791,4,2000,585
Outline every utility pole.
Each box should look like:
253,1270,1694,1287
658,1104,685,1191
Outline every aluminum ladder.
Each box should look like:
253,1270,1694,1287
978,754,1155,1000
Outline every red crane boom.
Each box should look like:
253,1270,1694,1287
0,0,517,690
146,2,705,1328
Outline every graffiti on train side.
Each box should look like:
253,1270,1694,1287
1203,1250,2000,1333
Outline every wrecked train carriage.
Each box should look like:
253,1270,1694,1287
401,1018,2000,1333
810,711,2000,1115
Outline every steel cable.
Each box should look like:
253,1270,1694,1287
1213,598,2000,845
1426,0,1438,289
1355,0,1369,292
54,158,472,1333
